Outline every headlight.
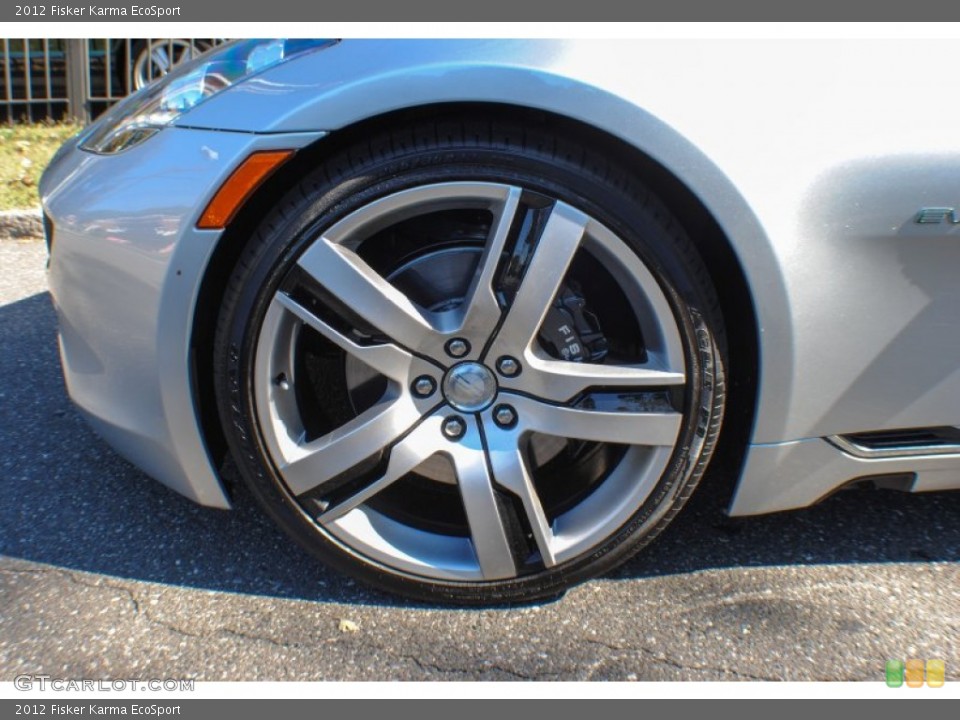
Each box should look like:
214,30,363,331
80,39,337,154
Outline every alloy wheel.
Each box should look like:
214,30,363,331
252,182,690,582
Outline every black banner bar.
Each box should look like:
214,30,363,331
5,1,960,22
2,699,952,718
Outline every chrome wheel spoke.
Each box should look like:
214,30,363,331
273,292,412,382
151,46,172,73
488,202,589,354
281,399,421,497
517,356,685,404
485,429,557,567
449,418,517,580
453,186,522,347
509,394,682,447
318,415,447,523
297,237,441,352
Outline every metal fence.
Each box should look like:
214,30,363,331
1,38,228,125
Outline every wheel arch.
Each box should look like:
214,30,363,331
190,102,763,501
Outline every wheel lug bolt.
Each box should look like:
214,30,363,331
412,376,436,398
493,404,517,429
442,416,467,440
445,338,470,358
496,356,521,377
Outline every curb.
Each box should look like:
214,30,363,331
0,208,43,240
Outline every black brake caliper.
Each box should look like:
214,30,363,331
538,284,609,363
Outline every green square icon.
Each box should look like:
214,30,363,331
886,659,905,687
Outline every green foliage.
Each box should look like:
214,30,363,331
0,121,82,211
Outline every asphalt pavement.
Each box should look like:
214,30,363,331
1,237,958,681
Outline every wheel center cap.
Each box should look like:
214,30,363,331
441,362,498,413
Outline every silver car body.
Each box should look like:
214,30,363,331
41,39,960,515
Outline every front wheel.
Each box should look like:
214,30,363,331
214,118,726,604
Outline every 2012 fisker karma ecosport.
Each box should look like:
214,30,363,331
41,38,960,603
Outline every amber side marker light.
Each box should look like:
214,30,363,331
197,150,295,230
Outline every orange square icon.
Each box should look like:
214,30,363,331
926,660,945,688
905,659,925,687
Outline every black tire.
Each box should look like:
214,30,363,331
213,116,726,605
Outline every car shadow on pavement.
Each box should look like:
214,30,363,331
2,291,958,608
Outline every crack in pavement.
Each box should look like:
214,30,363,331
1,565,142,618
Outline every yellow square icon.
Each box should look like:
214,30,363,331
905,659,925,687
926,660,945,688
